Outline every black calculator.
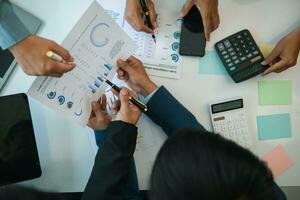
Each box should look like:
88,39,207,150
215,29,268,83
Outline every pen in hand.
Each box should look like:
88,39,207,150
140,0,156,43
46,51,66,62
103,77,148,112
46,50,75,64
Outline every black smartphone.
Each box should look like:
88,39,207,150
179,5,205,57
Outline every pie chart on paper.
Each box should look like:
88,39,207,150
90,23,110,47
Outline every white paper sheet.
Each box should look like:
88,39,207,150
134,114,167,190
102,0,183,79
100,0,176,189
28,1,137,126
122,0,183,79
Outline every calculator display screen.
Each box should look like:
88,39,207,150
211,99,243,114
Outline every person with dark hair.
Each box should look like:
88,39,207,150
82,56,286,200
151,130,279,200
0,56,287,200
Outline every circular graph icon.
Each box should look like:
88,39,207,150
90,23,110,47
171,54,179,63
67,101,74,109
57,95,65,105
173,31,181,40
172,42,180,51
74,109,83,116
47,91,56,99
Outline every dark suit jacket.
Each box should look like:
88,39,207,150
81,86,286,200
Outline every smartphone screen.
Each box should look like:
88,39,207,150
179,5,205,57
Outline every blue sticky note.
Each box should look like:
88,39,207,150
257,113,292,140
198,51,227,75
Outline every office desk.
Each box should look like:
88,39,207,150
1,0,299,194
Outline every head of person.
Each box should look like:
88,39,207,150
150,129,276,200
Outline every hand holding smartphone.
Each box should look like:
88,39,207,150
179,5,206,57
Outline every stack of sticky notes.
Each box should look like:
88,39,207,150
257,80,293,141
257,79,295,177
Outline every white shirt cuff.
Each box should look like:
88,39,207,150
138,87,160,104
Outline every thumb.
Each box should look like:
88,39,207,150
119,88,130,113
179,0,194,18
117,59,133,73
261,47,280,65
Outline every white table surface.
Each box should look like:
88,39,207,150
1,0,300,192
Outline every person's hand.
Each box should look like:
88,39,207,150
117,56,157,97
180,0,219,41
262,27,300,76
9,35,76,77
125,0,157,33
88,94,111,130
111,88,141,125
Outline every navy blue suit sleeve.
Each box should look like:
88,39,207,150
94,130,106,147
145,86,206,136
93,130,140,199
82,121,138,200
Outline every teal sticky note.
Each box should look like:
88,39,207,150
296,112,300,134
198,51,227,75
258,80,292,105
257,113,292,140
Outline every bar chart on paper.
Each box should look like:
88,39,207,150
28,1,137,126
30,18,116,125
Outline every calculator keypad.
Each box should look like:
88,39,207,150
215,29,266,83
212,112,252,148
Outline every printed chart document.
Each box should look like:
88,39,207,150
99,0,181,189
102,0,183,79
28,1,137,126
121,0,183,79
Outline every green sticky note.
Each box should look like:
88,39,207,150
258,80,292,105
257,113,292,140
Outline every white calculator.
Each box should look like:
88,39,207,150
209,98,252,148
